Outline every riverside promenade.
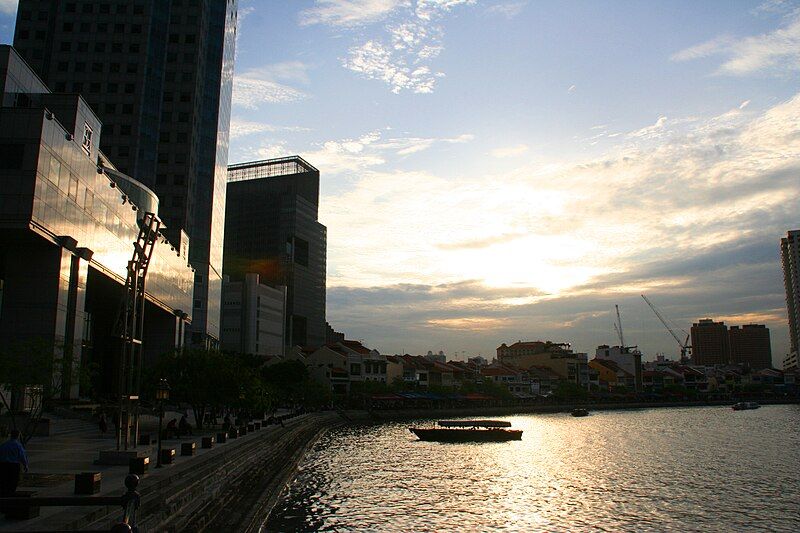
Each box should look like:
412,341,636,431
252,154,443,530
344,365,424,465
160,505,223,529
0,410,342,532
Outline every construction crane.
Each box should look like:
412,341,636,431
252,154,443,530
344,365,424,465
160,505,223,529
614,304,626,347
641,294,691,363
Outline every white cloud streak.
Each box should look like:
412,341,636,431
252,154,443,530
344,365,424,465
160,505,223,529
299,0,405,27
490,144,529,158
671,12,800,75
232,63,310,109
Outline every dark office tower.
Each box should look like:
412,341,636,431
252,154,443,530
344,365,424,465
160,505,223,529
690,319,730,366
782,230,800,358
225,157,327,349
728,325,772,370
13,0,237,346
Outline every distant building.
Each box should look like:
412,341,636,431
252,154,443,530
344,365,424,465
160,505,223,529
589,359,635,392
691,319,730,366
325,322,345,344
497,340,589,385
425,350,446,363
728,324,772,369
781,230,800,364
595,345,643,391
784,351,798,372
220,274,285,357
224,157,327,349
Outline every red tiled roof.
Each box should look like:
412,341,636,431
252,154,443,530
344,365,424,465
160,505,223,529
340,340,372,355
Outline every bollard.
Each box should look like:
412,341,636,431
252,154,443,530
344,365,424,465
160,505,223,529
74,472,102,495
201,436,215,448
181,442,196,456
228,428,239,439
160,448,176,465
216,432,227,443
246,423,255,432
129,457,149,476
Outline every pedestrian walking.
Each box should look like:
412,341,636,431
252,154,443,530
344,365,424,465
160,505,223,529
0,429,29,497
98,412,108,435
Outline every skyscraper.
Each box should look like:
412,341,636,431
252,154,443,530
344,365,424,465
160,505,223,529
781,230,800,360
224,156,327,349
13,0,238,346
690,319,730,366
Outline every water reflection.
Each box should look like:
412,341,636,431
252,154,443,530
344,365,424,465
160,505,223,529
266,405,800,532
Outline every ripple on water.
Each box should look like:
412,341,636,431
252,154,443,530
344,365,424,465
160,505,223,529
265,405,800,532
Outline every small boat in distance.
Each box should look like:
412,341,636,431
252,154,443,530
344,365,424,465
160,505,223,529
732,401,760,411
571,408,589,417
409,420,522,442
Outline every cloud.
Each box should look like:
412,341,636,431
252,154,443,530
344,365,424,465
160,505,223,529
229,118,310,140
486,1,527,19
321,94,800,360
343,40,442,93
490,144,529,158
739,99,751,109
671,12,800,75
320,0,477,93
0,0,16,15
232,63,310,108
299,0,404,27
567,84,576,93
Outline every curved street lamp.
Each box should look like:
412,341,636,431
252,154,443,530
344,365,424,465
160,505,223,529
155,378,170,468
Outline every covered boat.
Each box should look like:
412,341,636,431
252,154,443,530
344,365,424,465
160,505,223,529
732,401,760,410
409,420,522,442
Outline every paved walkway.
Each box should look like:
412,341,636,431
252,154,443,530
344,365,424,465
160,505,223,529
0,410,293,531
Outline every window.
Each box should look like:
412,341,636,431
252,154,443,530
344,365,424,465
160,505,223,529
92,63,103,73
57,61,68,72
62,22,73,31
350,363,361,376
60,42,71,52
74,62,85,72
78,42,88,52
107,83,118,93
94,43,106,52
110,63,120,73
133,5,144,15
111,43,122,53
126,64,137,74
120,125,131,135
97,23,108,33
81,123,93,155
114,23,124,33
81,3,93,13
129,44,140,53
99,4,110,14
116,4,127,14
124,83,135,94
132,24,142,34
122,104,133,114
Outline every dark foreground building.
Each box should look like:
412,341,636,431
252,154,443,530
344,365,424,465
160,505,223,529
224,157,327,349
13,0,238,346
0,46,193,399
782,230,799,363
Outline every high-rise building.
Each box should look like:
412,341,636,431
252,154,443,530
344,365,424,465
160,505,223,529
781,230,800,360
728,324,772,370
0,45,193,398
13,0,238,346
690,319,730,366
224,156,327,349
220,273,286,357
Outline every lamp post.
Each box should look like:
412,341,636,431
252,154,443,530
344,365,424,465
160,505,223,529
155,378,170,468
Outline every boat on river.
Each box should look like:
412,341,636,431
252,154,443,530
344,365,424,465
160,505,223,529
571,408,589,417
732,401,760,411
409,420,522,442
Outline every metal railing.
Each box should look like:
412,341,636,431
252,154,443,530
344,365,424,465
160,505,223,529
0,474,140,532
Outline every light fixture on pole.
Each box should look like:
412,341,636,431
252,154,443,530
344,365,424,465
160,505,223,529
155,378,170,468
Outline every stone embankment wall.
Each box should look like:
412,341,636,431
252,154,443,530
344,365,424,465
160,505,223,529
72,412,343,532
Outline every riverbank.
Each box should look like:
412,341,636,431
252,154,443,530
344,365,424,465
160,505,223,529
354,398,800,422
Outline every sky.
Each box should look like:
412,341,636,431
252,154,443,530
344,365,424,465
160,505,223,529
1,1,799,364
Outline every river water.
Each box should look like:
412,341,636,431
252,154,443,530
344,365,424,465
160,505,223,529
265,405,800,532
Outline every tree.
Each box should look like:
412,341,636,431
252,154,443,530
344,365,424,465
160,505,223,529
0,338,65,444
150,348,246,429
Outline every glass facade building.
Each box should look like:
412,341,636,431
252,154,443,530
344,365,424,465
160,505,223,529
225,157,327,349
13,0,238,346
0,46,193,398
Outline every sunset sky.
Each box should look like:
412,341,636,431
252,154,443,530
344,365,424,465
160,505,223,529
1,1,798,363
